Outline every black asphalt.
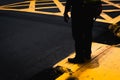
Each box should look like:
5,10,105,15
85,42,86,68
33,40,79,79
0,0,24,6
0,5,120,80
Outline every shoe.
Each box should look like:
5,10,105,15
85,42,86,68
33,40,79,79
68,57,85,64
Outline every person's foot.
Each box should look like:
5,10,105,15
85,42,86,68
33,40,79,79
68,57,85,64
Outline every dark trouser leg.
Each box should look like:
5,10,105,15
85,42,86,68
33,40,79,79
72,21,93,60
74,33,92,59
82,27,92,59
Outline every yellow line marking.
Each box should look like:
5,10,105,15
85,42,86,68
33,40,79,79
35,2,55,5
102,0,120,8
109,15,120,24
0,0,120,24
35,6,57,9
28,0,36,11
53,0,65,14
102,4,113,6
100,12,113,21
96,19,112,24
103,9,120,12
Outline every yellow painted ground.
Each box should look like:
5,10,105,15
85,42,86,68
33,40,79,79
54,42,120,80
0,0,120,24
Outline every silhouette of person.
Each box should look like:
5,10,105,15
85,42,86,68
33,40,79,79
64,0,102,63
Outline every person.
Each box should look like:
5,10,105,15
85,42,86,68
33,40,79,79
64,0,102,63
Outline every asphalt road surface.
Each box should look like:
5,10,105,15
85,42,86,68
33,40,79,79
0,0,120,80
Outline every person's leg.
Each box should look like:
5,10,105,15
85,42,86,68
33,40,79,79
74,32,92,59
68,26,85,63
82,20,93,60
68,19,93,63
82,28,92,60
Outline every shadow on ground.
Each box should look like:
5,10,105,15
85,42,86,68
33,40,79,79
93,22,120,45
28,66,65,80
93,28,120,45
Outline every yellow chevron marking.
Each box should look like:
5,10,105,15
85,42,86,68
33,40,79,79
28,0,36,11
53,0,65,14
0,0,120,24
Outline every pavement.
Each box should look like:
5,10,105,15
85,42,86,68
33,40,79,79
54,42,120,80
0,0,120,80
